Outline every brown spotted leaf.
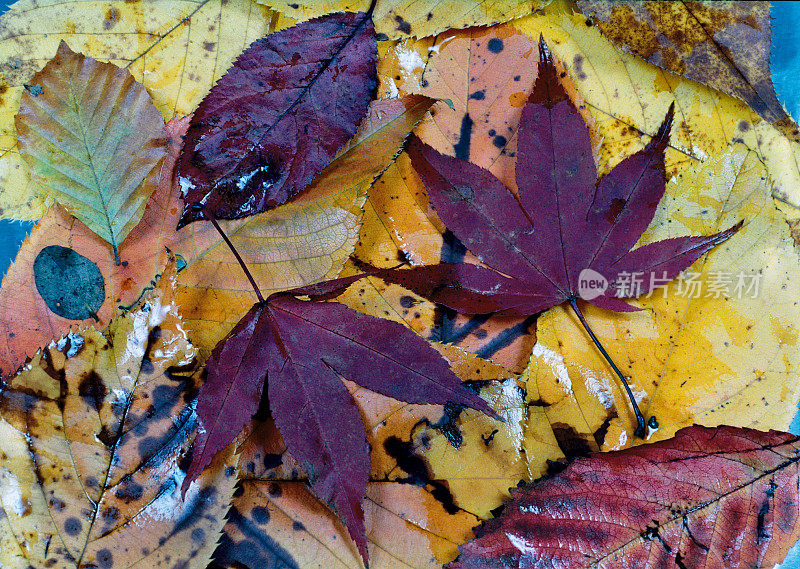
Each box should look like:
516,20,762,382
576,1,799,141
450,425,800,569
0,270,236,569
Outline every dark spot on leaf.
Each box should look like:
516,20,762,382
33,246,105,320
78,371,106,411
203,41,216,52
252,506,270,524
64,517,82,536
453,113,473,160
383,436,459,514
103,7,120,29
470,90,485,100
191,527,206,544
492,135,507,148
399,295,418,308
487,38,504,53
97,425,117,448
115,480,144,503
268,483,282,497
431,402,464,448
292,520,305,531
394,15,411,34
96,548,113,568
263,452,283,470
552,423,592,459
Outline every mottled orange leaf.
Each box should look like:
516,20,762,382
0,116,187,377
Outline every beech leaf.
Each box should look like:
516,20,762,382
176,11,378,226
185,276,496,564
371,40,740,317
15,41,168,257
449,425,800,569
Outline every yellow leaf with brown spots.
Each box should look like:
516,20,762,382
0,0,291,221
522,144,800,454
576,0,799,142
0,270,237,569
256,0,549,40
228,344,562,567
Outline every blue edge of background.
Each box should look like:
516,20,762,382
0,2,799,565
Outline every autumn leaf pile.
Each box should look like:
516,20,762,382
2,1,800,568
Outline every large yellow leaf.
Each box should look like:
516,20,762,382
16,41,167,255
257,0,548,40
0,0,288,220
0,269,237,568
523,144,800,451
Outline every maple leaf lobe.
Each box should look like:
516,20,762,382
176,11,378,227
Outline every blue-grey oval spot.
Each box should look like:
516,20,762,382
33,245,105,320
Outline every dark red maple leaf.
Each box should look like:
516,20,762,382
448,425,800,569
366,39,741,437
182,269,494,564
176,11,378,227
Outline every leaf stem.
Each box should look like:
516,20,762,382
568,297,647,438
200,205,264,303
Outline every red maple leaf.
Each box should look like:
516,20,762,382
182,271,495,564
367,39,740,436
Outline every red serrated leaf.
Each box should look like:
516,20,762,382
184,280,494,564
370,39,739,316
449,425,800,569
176,12,378,227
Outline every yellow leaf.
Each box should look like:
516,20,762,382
16,41,167,255
0,270,237,568
257,0,549,40
522,144,800,450
0,0,288,221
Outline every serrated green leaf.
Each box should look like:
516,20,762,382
15,41,167,257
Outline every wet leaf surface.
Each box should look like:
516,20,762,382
577,0,800,142
449,425,800,569
15,42,168,253
176,11,378,225
0,268,237,568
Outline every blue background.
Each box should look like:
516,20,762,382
0,1,799,566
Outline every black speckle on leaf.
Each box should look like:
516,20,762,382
487,38,504,53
